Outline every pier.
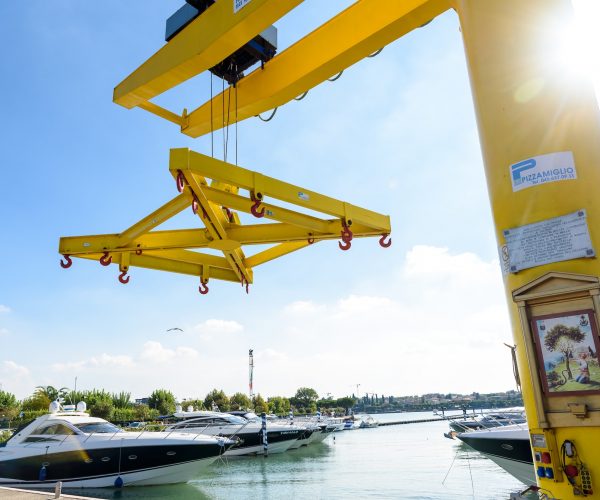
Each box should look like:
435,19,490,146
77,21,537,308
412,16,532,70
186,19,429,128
0,486,99,499
377,415,466,426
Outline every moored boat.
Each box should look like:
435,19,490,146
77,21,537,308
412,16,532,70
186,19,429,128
0,402,233,489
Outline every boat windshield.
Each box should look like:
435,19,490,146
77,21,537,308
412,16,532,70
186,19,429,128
74,422,124,434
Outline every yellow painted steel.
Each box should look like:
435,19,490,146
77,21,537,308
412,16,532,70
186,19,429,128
455,0,600,496
59,148,391,291
112,0,449,136
113,0,303,109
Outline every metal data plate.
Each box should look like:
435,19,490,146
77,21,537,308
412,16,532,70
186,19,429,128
531,433,547,448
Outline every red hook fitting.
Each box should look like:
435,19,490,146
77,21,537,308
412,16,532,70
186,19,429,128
176,170,186,193
341,225,353,243
250,193,265,218
338,239,352,251
199,279,209,295
99,252,112,266
379,233,392,248
60,255,72,269
118,270,130,284
224,207,233,222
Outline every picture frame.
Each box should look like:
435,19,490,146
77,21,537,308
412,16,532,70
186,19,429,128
531,309,600,396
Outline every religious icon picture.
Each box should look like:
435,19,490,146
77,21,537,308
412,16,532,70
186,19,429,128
532,309,600,395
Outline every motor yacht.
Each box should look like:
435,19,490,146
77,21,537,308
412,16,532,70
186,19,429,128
454,424,535,486
449,410,526,432
0,403,233,489
163,410,304,456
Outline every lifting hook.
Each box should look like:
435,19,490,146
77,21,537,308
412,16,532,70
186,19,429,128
379,233,392,248
60,254,72,269
241,277,250,294
99,252,112,266
176,170,186,193
199,279,209,295
250,193,265,218
338,239,352,251
341,224,353,243
118,270,130,284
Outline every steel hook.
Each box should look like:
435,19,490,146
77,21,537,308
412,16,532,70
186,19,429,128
379,233,392,248
118,270,130,284
99,252,112,266
338,239,352,251
199,279,209,295
176,170,186,193
60,254,72,269
341,225,353,243
250,198,265,218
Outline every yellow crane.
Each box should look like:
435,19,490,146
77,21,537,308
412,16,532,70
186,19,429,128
60,0,600,496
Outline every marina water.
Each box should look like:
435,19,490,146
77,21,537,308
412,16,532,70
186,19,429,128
69,412,532,499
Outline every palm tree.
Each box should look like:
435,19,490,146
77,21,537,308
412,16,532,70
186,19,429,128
35,386,69,402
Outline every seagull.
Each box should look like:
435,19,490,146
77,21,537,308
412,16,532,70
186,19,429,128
166,327,183,332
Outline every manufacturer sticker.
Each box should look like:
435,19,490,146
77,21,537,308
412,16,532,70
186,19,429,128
510,151,576,192
234,0,252,14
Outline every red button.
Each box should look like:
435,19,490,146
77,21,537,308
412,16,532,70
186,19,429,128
541,452,551,464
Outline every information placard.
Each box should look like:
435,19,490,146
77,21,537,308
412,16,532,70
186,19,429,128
503,210,594,273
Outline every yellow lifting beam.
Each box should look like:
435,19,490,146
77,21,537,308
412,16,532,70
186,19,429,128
113,0,450,136
58,149,391,293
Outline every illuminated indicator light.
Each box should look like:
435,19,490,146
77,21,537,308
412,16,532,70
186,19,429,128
545,467,554,479
537,466,546,478
541,452,552,464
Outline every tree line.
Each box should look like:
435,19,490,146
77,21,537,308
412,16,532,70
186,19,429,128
0,386,357,425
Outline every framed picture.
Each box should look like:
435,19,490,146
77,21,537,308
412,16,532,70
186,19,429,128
531,309,600,396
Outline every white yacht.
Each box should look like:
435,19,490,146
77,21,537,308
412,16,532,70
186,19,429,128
163,410,304,456
0,403,233,488
455,424,535,486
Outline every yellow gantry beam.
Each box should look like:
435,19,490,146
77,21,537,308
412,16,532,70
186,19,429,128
59,148,391,292
183,0,450,137
112,0,450,135
113,0,303,109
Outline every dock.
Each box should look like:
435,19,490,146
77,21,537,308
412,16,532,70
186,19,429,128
0,486,100,499
377,414,467,426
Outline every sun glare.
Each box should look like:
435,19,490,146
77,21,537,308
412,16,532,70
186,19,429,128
560,0,600,103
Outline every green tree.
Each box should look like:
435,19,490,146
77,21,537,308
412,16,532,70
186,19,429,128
148,389,177,415
292,387,319,409
34,386,69,402
111,391,131,409
204,389,230,411
335,396,357,412
0,390,19,420
268,396,290,415
230,392,252,410
133,404,151,421
180,399,205,411
22,390,52,411
89,400,114,420
253,394,269,414
544,324,586,380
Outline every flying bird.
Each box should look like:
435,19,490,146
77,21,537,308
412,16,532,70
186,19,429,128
166,327,183,332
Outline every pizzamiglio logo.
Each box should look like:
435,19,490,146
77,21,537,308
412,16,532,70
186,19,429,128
509,151,576,192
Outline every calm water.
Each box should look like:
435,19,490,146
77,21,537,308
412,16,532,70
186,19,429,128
68,412,532,499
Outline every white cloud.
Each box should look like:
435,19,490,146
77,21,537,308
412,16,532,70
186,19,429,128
193,319,243,339
0,305,10,314
2,360,30,378
283,300,324,315
140,341,198,364
52,353,134,373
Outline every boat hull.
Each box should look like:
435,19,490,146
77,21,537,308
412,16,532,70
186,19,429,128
0,442,224,488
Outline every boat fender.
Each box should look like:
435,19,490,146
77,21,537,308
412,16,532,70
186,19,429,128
114,476,124,488
38,465,47,481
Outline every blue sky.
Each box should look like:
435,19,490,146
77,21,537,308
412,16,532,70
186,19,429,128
1,1,598,401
